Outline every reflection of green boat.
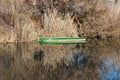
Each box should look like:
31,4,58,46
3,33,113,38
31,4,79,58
39,37,86,44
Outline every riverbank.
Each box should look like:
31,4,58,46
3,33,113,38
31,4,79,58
0,0,120,42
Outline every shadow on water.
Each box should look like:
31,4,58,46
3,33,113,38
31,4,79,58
0,39,120,80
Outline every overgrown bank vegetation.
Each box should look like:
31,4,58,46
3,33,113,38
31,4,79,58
0,0,120,42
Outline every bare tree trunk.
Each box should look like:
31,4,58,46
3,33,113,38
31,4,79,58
10,0,22,42
43,12,49,28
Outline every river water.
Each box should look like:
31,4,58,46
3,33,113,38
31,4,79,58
0,39,120,80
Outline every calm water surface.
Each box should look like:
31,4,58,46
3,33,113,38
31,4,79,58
0,39,120,80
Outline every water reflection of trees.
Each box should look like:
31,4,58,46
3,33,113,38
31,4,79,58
0,39,120,80
0,43,80,80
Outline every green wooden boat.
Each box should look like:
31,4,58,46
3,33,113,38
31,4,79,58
39,37,86,44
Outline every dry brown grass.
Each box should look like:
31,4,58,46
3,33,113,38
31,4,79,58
0,0,78,42
74,0,120,38
106,0,120,24
1,0,120,42
98,0,120,38
39,10,78,37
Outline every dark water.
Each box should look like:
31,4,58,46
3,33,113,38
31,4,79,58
0,39,120,80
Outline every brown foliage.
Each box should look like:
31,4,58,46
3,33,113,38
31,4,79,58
30,13,42,27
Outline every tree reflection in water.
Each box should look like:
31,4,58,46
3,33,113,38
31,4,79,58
0,39,120,80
